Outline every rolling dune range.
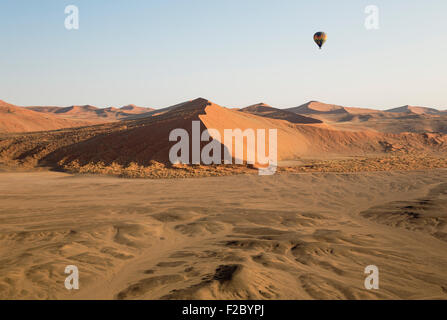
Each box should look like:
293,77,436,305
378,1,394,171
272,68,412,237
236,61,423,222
1,98,447,177
0,99,154,134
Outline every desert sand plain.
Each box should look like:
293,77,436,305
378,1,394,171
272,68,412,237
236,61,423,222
1,98,447,299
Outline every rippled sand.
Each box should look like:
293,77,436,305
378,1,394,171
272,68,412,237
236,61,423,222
0,170,446,299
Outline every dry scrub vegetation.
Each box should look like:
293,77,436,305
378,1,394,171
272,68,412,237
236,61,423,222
62,160,257,179
53,153,447,179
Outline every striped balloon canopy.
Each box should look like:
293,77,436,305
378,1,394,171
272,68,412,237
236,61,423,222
313,32,327,49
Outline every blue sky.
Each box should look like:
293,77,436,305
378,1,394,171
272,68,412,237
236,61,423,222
1,0,446,109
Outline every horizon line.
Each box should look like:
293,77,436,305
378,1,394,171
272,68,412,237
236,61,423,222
1,97,446,112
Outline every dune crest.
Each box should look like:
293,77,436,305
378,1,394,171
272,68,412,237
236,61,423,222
28,104,153,122
386,105,442,115
241,103,322,124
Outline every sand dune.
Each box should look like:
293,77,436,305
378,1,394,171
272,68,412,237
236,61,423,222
241,103,322,124
1,170,447,299
27,104,153,122
2,98,447,174
286,101,382,116
0,100,95,133
285,101,397,130
286,101,447,134
287,101,445,116
7,97,447,136
119,104,154,114
286,101,349,114
386,105,443,115
1,99,154,134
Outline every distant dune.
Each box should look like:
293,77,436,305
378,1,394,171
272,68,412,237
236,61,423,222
241,103,322,124
286,101,349,114
287,101,446,116
120,104,154,114
27,104,154,122
385,105,442,115
0,100,95,133
285,101,447,134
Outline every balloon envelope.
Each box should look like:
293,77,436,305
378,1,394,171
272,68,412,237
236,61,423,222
314,32,327,49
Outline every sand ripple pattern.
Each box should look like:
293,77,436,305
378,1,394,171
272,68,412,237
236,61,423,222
0,170,447,299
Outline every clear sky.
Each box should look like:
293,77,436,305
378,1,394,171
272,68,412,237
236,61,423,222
1,0,446,109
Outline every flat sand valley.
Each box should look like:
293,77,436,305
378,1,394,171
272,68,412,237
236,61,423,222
1,170,446,299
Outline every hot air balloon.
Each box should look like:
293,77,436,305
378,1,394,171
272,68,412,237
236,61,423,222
314,32,327,49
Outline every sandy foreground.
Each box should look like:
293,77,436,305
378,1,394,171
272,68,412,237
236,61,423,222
0,170,446,300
